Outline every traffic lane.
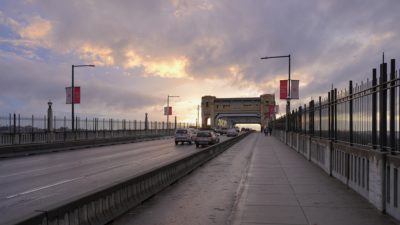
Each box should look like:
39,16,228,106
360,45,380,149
0,138,173,177
113,133,256,225
0,136,231,224
0,140,175,196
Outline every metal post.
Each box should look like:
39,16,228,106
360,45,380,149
71,65,74,131
328,92,331,139
372,69,378,149
319,96,322,138
349,81,353,145
197,104,200,128
333,88,337,141
390,59,396,153
380,62,388,151
260,54,291,138
71,64,95,131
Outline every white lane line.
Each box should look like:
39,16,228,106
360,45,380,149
6,177,82,199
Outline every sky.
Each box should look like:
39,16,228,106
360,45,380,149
0,0,399,124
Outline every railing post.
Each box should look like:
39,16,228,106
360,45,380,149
333,88,337,141
390,59,396,153
380,62,388,151
13,113,16,144
319,96,322,138
372,68,378,149
349,80,353,145
299,106,302,133
32,115,35,143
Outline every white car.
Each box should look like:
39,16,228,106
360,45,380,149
175,128,196,145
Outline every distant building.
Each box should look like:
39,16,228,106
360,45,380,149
201,94,276,129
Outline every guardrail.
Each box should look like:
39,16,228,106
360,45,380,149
0,130,173,158
6,131,251,225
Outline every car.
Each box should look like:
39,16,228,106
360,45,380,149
194,130,220,148
175,128,196,145
226,128,238,137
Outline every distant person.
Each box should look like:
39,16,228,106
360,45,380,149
268,124,272,136
263,127,268,136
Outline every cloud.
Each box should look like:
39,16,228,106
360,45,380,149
1,0,400,121
78,43,114,66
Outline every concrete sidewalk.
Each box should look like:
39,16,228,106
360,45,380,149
233,134,398,225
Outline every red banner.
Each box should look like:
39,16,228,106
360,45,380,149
66,87,81,104
280,80,288,99
164,106,172,115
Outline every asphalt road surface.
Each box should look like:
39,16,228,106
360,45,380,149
0,136,229,224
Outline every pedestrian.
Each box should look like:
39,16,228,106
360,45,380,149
263,127,268,136
268,123,272,136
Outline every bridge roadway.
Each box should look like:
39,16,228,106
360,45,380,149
0,136,229,225
114,133,398,225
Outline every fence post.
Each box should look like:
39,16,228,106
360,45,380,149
333,88,337,141
372,69,378,149
380,62,388,151
32,115,35,143
349,81,353,145
319,96,322,138
309,100,314,136
390,59,396,153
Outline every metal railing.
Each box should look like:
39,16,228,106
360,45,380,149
0,115,195,146
274,58,400,153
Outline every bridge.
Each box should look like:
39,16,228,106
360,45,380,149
1,58,400,225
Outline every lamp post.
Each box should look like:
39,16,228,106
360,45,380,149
197,104,200,129
166,95,179,130
260,54,291,134
71,64,95,131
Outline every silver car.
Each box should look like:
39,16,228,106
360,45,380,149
195,130,220,148
175,128,196,145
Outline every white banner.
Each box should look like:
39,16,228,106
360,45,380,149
290,80,299,99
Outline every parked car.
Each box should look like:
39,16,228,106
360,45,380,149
195,130,220,148
226,128,238,137
175,128,196,145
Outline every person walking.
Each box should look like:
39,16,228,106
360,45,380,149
267,123,272,136
263,126,268,136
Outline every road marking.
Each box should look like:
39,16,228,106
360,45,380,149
6,177,81,199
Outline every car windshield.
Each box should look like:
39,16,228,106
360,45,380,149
176,129,187,134
197,132,211,137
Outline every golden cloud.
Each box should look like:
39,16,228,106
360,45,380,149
18,16,52,42
78,43,115,66
124,49,189,78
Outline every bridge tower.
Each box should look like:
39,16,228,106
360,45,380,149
201,94,275,129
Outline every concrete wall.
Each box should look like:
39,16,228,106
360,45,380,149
275,132,400,221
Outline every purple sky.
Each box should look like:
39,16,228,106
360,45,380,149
0,0,399,122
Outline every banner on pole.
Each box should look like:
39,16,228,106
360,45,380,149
280,80,288,99
164,106,172,115
280,80,300,99
66,87,81,104
291,80,300,99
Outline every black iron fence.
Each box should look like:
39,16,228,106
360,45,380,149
0,114,195,146
274,57,400,153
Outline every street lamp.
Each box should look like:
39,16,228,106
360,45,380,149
71,64,95,131
166,95,179,130
260,54,291,134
